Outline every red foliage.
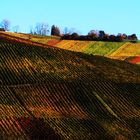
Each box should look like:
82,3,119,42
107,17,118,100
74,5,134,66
47,39,60,46
129,56,140,64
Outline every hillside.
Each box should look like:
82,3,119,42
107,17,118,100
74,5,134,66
0,31,60,46
1,33,140,139
56,40,140,62
2,31,140,64
1,34,140,84
56,40,125,56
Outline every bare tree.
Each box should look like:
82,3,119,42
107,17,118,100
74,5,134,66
69,28,76,34
35,23,49,35
63,27,69,34
30,22,49,35
63,27,75,35
12,25,19,33
0,19,10,31
30,25,34,34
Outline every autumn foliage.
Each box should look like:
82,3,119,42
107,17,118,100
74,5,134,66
61,30,138,42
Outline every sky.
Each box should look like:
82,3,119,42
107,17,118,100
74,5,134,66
0,0,140,37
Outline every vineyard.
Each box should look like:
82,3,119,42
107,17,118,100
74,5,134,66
1,82,140,139
2,31,60,45
109,43,140,57
1,31,140,65
1,36,140,85
1,33,140,139
56,40,140,64
56,40,125,56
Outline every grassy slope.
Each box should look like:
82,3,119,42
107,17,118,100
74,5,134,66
56,40,125,56
1,35,140,139
56,40,140,63
110,43,140,56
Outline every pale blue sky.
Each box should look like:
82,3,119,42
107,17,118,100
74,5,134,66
0,0,140,37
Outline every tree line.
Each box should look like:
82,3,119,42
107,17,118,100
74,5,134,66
0,19,61,36
61,30,138,42
0,19,138,42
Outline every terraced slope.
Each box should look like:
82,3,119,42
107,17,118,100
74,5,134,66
1,34,140,139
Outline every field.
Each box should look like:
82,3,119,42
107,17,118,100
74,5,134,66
109,43,140,56
2,31,60,44
56,40,125,56
56,40,140,64
1,82,140,139
1,32,140,139
2,31,140,64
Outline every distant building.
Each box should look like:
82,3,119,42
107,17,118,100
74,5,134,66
0,28,5,31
